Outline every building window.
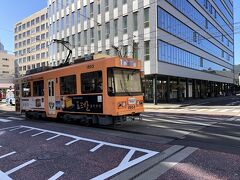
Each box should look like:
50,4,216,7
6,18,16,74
72,12,75,26
78,9,81,23
78,32,81,45
41,24,45,31
144,8,149,28
97,1,101,14
105,0,109,11
133,42,138,59
144,41,150,61
123,0,127,5
72,34,75,47
123,45,128,56
36,17,40,24
66,15,69,28
83,6,87,21
114,19,118,36
90,3,94,18
133,12,138,31
90,28,94,43
114,0,118,8
123,16,127,34
98,29,101,41
31,19,35,26
105,22,110,39
60,75,77,95
61,18,64,29
84,30,87,45
41,14,45,21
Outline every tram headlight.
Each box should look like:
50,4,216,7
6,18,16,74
117,101,127,108
136,100,143,106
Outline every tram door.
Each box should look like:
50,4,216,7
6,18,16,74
48,79,56,115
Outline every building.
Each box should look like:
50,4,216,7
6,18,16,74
0,41,4,51
47,0,234,103
14,8,49,76
0,51,15,100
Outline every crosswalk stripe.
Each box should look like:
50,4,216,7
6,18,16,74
0,119,12,122
208,109,218,112
219,109,230,113
196,109,206,112
232,110,240,113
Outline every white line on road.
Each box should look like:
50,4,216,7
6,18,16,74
19,129,33,134
46,135,60,141
208,109,218,112
8,117,24,120
0,171,12,180
90,143,104,152
136,147,198,180
5,159,36,175
8,125,158,179
31,131,45,137
196,109,207,112
219,109,230,113
0,118,12,122
65,139,80,146
0,152,16,159
48,171,64,180
232,109,240,113
9,127,23,131
0,126,20,131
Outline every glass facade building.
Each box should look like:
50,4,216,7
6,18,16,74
47,0,234,103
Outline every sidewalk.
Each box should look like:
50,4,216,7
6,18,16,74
0,102,16,112
144,96,236,109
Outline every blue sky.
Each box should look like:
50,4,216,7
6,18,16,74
0,0,47,54
0,1,239,64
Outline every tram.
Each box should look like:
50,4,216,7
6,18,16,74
18,55,144,125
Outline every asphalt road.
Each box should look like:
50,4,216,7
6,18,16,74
0,96,240,179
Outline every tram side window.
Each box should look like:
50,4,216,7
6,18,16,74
60,75,77,95
81,71,102,94
22,82,31,97
33,80,44,96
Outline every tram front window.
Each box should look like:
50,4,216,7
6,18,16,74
108,68,142,96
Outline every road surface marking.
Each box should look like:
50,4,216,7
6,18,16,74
9,127,23,131
233,110,240,113
46,135,60,141
208,109,218,112
0,171,12,180
0,152,16,159
5,159,36,175
219,109,229,113
8,117,24,120
90,143,104,152
19,129,33,134
0,126,21,131
31,131,45,137
136,147,198,180
65,139,80,146
196,109,206,112
111,145,184,180
6,125,158,179
48,171,64,180
0,118,12,122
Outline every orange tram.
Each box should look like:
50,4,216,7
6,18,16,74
18,55,144,125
